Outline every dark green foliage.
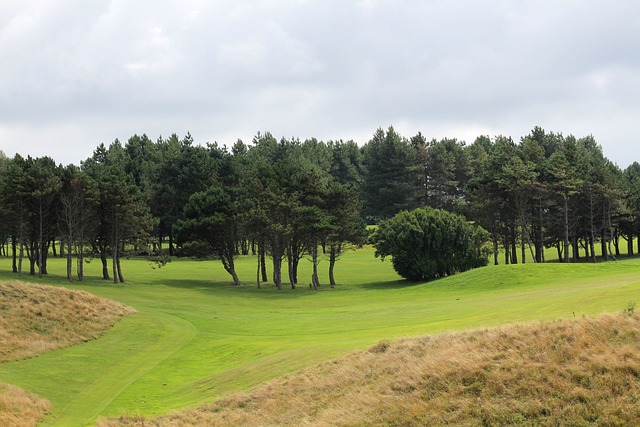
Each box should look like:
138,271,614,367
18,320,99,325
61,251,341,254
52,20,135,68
371,207,490,281
175,186,241,286
361,126,421,221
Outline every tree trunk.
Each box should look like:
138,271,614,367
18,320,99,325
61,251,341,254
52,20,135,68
11,237,17,273
66,238,73,282
260,244,268,283
117,252,125,283
38,202,43,278
273,258,282,290
100,247,110,280
18,239,24,275
563,195,570,263
287,249,296,289
112,246,118,284
230,268,241,286
329,245,337,288
220,249,240,286
256,252,261,289
311,243,320,290
572,236,579,262
77,242,84,281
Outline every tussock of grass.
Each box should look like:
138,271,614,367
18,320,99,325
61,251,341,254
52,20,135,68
0,280,135,426
0,280,135,363
0,381,51,427
105,312,640,426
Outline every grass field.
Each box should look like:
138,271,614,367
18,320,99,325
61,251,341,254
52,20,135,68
1,247,640,426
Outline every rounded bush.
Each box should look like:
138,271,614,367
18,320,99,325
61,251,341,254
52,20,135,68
370,207,490,281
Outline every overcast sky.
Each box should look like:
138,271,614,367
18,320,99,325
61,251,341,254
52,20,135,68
1,0,639,167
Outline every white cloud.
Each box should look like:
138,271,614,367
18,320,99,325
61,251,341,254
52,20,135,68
1,0,639,167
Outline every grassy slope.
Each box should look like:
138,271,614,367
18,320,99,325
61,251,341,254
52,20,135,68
104,312,640,426
0,281,135,427
1,247,639,425
0,281,135,362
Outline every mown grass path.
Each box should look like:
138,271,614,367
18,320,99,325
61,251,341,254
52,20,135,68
1,248,640,426
50,312,197,426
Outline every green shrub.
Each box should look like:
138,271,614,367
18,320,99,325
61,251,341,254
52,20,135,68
370,207,490,281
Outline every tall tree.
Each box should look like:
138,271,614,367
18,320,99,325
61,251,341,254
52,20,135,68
175,186,242,286
361,126,421,221
58,165,98,281
83,141,155,283
324,181,368,288
21,156,62,277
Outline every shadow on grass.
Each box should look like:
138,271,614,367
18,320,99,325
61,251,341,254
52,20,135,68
358,279,420,290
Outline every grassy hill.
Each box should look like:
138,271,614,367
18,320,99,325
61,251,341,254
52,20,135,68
0,281,135,426
1,247,640,425
101,311,640,426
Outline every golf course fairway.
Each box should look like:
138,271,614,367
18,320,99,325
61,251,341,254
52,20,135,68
1,246,639,426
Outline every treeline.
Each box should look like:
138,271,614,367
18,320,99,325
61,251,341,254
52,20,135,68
0,133,367,288
362,126,640,265
0,125,638,287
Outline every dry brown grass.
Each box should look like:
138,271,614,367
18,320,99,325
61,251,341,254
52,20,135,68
0,381,52,427
0,280,135,426
104,311,640,426
0,280,135,363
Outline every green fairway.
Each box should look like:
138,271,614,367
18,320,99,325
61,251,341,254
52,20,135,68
1,247,640,426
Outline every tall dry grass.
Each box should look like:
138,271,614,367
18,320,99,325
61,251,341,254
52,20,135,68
0,280,135,362
105,311,640,426
0,280,135,426
0,382,51,427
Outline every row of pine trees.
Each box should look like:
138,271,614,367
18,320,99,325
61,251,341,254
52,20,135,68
0,125,637,287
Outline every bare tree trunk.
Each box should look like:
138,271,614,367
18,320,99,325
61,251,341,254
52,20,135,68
329,245,337,288
260,246,268,282
77,242,84,281
311,243,320,290
112,247,118,284
117,252,125,283
256,252,261,289
563,194,570,263
100,247,110,280
18,239,24,275
287,247,296,289
113,213,119,284
273,258,282,290
11,237,17,273
38,202,43,278
66,238,73,282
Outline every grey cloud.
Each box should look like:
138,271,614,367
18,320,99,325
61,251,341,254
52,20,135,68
1,0,639,167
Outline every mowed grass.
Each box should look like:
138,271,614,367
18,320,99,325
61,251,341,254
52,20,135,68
1,246,640,425
0,281,135,426
104,312,640,426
